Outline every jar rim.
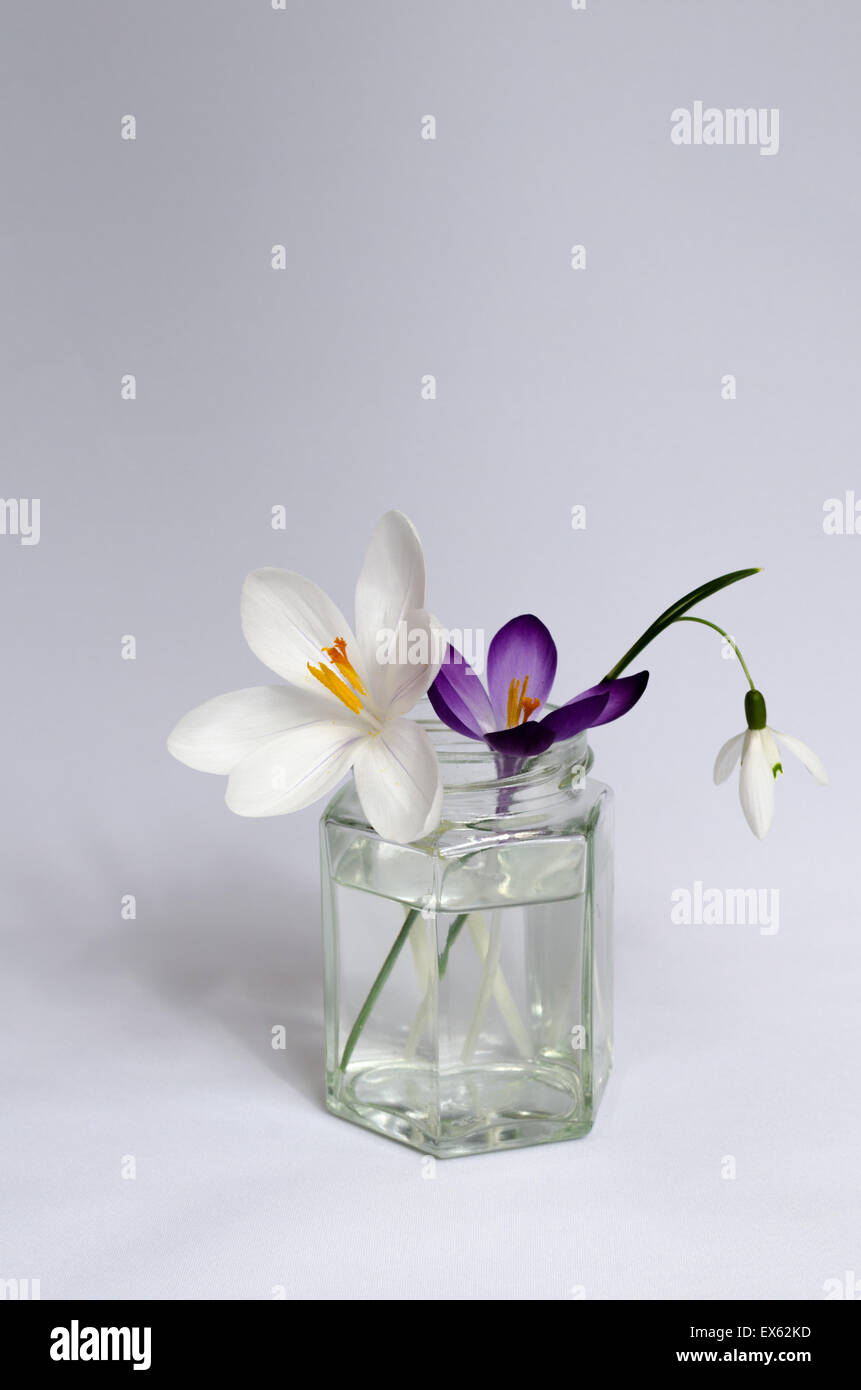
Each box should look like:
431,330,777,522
414,703,592,795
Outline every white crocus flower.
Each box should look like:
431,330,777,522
713,689,828,839
168,511,444,843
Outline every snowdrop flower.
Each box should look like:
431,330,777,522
713,689,828,839
168,511,444,843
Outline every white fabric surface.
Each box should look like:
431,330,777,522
2,791,857,1300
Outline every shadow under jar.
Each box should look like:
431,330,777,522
320,708,614,1158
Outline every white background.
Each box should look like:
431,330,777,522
2,0,859,1299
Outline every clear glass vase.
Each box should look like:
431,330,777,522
320,709,613,1158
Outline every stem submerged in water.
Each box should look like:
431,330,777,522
339,908,470,1071
339,908,420,1071
438,913,469,978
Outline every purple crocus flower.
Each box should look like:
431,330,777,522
428,614,649,761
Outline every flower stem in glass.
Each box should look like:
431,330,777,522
438,913,469,978
466,913,532,1059
339,908,420,1072
463,911,504,1063
405,921,435,1059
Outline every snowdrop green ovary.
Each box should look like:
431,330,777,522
167,511,444,844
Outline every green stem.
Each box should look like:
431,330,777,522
339,909,472,1070
672,616,757,690
438,913,469,979
602,568,760,682
339,908,420,1072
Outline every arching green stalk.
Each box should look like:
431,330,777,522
673,615,757,691
602,568,760,682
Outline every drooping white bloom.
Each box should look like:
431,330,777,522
168,511,444,843
713,693,828,839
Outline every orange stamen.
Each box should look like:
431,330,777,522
506,677,521,728
307,662,363,714
322,636,367,695
308,636,365,714
506,674,541,728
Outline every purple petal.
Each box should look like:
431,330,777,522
484,720,557,759
427,671,483,741
435,643,496,735
552,671,650,730
486,615,558,728
539,690,612,742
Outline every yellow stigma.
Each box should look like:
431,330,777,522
506,675,541,728
308,636,366,714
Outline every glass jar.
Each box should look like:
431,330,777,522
320,707,614,1158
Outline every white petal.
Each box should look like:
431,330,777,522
354,512,427,679
415,772,446,839
168,685,335,774
739,729,775,838
352,717,443,843
761,727,782,774
225,717,363,817
241,568,367,694
772,729,829,785
713,730,745,784
371,606,446,718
